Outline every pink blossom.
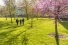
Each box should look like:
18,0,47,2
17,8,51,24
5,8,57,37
33,0,68,17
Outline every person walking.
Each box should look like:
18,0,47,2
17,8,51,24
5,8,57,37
22,18,24,25
20,19,22,25
16,18,19,25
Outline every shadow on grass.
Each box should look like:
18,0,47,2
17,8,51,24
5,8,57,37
5,25,21,29
22,35,28,45
55,29,59,45
0,21,22,29
0,21,11,28
0,20,31,45
53,21,59,45
0,25,22,45
2,30,28,45
0,25,21,35
0,21,22,34
55,20,68,45
59,21,68,30
53,21,68,45
0,29,17,43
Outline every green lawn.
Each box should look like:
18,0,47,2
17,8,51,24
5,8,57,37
0,18,68,45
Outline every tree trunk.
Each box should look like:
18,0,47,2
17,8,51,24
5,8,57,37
55,15,59,45
37,14,38,20
6,16,7,20
14,15,15,20
26,9,29,20
10,12,13,23
11,16,12,23
31,18,33,28
27,14,29,20
5,15,7,20
25,8,29,20
6,17,7,20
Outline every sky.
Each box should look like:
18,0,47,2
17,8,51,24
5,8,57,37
0,0,5,6
0,0,19,6
0,0,31,6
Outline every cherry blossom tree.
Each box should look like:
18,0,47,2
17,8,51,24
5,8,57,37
33,0,68,45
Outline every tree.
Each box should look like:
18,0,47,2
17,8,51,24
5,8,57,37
0,5,4,18
23,0,29,20
3,0,16,23
3,6,8,20
33,0,68,45
27,0,36,27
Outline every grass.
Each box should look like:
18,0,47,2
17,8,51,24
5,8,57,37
0,18,68,45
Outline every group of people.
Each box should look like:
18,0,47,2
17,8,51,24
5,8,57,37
16,18,24,25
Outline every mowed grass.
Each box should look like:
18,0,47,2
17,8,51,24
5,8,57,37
0,18,68,45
